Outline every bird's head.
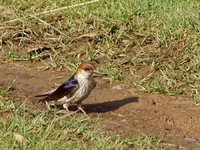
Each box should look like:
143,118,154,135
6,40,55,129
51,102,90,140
76,63,96,79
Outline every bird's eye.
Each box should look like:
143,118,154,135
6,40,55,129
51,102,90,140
84,67,90,71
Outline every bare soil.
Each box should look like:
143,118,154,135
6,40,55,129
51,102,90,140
0,62,200,149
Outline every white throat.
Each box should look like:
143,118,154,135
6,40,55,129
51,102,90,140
76,70,91,80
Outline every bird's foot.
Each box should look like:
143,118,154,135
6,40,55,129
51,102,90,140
57,109,79,114
57,103,80,114
77,105,88,115
57,109,68,114
63,103,70,111
57,103,71,114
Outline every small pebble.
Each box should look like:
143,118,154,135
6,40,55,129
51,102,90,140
112,85,122,90
184,137,196,142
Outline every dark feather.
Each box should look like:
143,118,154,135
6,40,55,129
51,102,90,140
35,75,79,100
34,89,56,97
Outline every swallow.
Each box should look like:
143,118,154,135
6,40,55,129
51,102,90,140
35,63,97,114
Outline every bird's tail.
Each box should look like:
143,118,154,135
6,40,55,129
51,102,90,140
35,89,56,97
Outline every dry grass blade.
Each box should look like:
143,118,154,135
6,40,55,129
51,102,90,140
34,0,100,16
73,32,105,41
3,0,100,24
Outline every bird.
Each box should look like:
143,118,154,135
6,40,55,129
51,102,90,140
35,63,97,114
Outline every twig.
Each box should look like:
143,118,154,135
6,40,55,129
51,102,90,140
35,0,100,16
3,0,100,24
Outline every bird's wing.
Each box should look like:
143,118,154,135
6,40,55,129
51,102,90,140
35,75,79,100
35,89,56,97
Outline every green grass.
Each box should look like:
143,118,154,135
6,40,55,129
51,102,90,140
0,87,165,150
193,89,200,106
0,0,199,97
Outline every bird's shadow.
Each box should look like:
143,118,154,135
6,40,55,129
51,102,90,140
69,97,139,113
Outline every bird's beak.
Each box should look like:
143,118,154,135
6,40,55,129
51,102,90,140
92,70,101,77
93,70,99,74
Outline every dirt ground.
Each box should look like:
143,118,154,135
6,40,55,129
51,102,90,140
0,61,200,149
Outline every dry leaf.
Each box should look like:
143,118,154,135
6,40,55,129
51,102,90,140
74,32,105,40
27,47,51,55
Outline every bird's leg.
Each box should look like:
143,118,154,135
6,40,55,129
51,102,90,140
63,103,69,112
57,103,70,114
77,102,87,115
